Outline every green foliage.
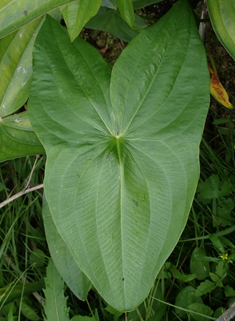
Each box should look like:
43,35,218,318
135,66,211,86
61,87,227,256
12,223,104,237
29,249,46,268
42,196,92,301
71,317,97,321
43,259,70,321
197,174,235,227
114,0,135,27
85,7,146,42
0,0,235,319
175,286,203,319
27,0,209,311
0,0,77,38
190,247,210,280
21,297,41,321
207,0,235,61
60,0,102,42
188,303,213,321
0,19,45,161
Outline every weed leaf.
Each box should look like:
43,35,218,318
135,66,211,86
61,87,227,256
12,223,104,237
195,280,216,297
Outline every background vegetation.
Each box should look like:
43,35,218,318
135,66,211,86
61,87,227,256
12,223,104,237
1,0,235,320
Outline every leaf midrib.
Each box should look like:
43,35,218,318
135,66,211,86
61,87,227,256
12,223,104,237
120,15,177,136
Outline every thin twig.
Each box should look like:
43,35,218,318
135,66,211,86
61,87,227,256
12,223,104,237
0,184,44,209
199,0,208,44
118,39,125,51
24,155,40,190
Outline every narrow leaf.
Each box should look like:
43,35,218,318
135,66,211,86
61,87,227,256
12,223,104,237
43,259,70,321
28,0,209,311
21,298,41,321
0,18,44,117
115,0,135,27
60,0,102,42
42,196,92,301
209,67,233,109
209,235,225,254
0,112,44,162
0,0,78,38
207,0,235,61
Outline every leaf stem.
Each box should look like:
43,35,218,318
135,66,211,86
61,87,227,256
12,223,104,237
0,184,44,209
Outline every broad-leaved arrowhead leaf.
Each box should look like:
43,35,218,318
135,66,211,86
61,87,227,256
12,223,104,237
28,0,210,311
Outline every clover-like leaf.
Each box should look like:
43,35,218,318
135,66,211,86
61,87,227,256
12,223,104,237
28,0,209,311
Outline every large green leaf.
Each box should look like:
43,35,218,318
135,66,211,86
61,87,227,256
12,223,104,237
43,196,92,300
0,112,44,162
86,7,146,42
28,0,210,311
60,0,102,42
0,0,77,39
207,0,235,61
0,18,44,117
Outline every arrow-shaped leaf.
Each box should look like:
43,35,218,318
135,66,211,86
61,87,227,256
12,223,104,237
28,0,210,311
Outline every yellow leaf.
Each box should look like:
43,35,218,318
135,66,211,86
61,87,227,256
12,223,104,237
209,67,233,109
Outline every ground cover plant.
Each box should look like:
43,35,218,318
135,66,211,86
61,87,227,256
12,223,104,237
0,0,235,320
